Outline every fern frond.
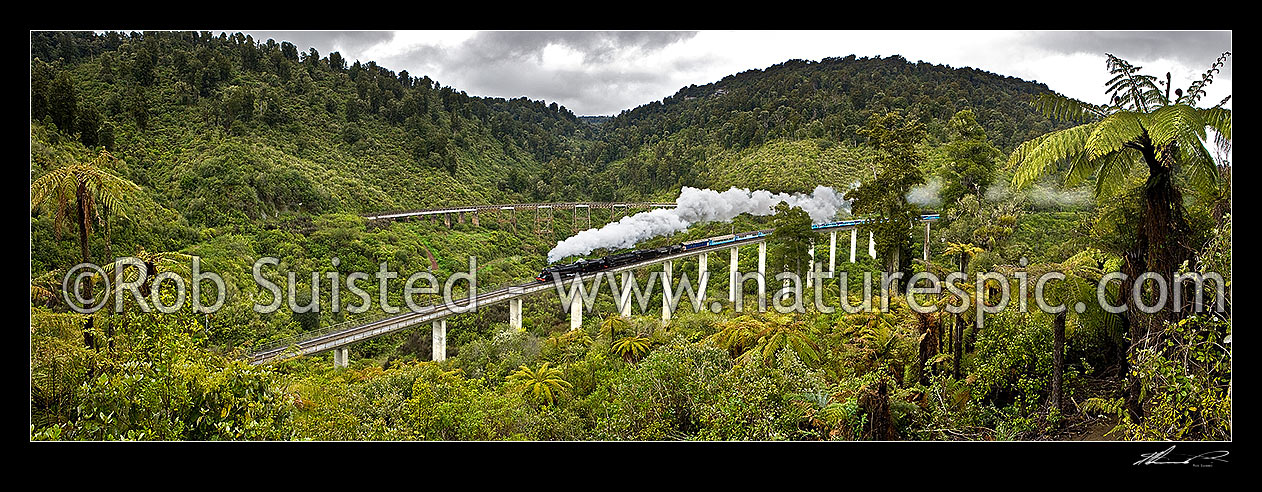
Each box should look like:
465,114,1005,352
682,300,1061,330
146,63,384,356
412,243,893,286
1105,54,1160,112
1081,397,1126,418
1084,111,1145,159
30,166,72,212
1149,104,1207,152
1200,107,1231,148
30,150,141,239
1063,152,1095,188
1031,92,1107,123
1178,139,1221,196
1005,132,1050,171
1181,51,1231,106
1094,151,1140,199
1010,123,1096,190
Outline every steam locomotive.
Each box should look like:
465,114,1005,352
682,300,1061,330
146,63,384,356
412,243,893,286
535,231,770,282
534,214,939,283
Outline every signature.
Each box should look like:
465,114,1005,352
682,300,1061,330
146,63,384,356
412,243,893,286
1134,445,1230,466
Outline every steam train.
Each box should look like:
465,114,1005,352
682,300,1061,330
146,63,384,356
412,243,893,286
534,214,940,283
535,230,770,282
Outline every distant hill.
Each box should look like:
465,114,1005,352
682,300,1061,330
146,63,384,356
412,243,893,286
595,55,1065,161
30,31,596,229
577,115,612,125
30,33,1068,221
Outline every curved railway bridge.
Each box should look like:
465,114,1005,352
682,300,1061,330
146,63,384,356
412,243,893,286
250,214,939,368
363,201,678,234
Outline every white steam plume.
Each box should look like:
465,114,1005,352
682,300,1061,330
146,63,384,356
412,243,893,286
984,181,1093,210
547,186,849,263
906,177,943,207
1028,184,1092,209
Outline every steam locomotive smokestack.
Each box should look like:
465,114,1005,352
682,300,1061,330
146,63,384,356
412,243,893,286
547,186,849,263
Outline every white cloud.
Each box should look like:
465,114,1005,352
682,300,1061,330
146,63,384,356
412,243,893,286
362,30,476,61
540,43,586,71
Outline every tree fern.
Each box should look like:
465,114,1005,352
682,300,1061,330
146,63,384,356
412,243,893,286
507,362,572,406
31,149,140,243
1008,52,1231,199
611,335,653,363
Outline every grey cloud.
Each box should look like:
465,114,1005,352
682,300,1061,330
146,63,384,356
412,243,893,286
238,30,714,114
377,31,706,114
463,31,697,64
238,30,1233,116
1022,31,1231,74
455,63,674,115
244,31,395,58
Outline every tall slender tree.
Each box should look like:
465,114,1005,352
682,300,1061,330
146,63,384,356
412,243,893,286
940,109,1002,205
31,149,141,306
846,111,927,288
770,201,813,278
48,70,78,132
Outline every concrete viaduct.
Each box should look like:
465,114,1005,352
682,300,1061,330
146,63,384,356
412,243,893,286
364,201,678,234
250,214,939,368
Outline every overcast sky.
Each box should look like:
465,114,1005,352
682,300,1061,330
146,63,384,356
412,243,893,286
244,30,1232,116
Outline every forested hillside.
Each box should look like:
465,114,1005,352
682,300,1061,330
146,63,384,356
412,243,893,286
607,55,1064,153
31,31,596,226
587,56,1068,194
31,32,1070,211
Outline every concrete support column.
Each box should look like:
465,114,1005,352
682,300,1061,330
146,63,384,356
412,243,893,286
432,320,446,362
569,293,583,331
807,239,816,288
619,271,633,317
850,229,857,263
868,231,877,259
662,260,674,325
472,211,480,227
728,246,739,303
443,213,451,228
757,242,767,300
509,298,523,331
697,252,708,303
332,347,349,368
829,230,837,276
923,221,931,261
